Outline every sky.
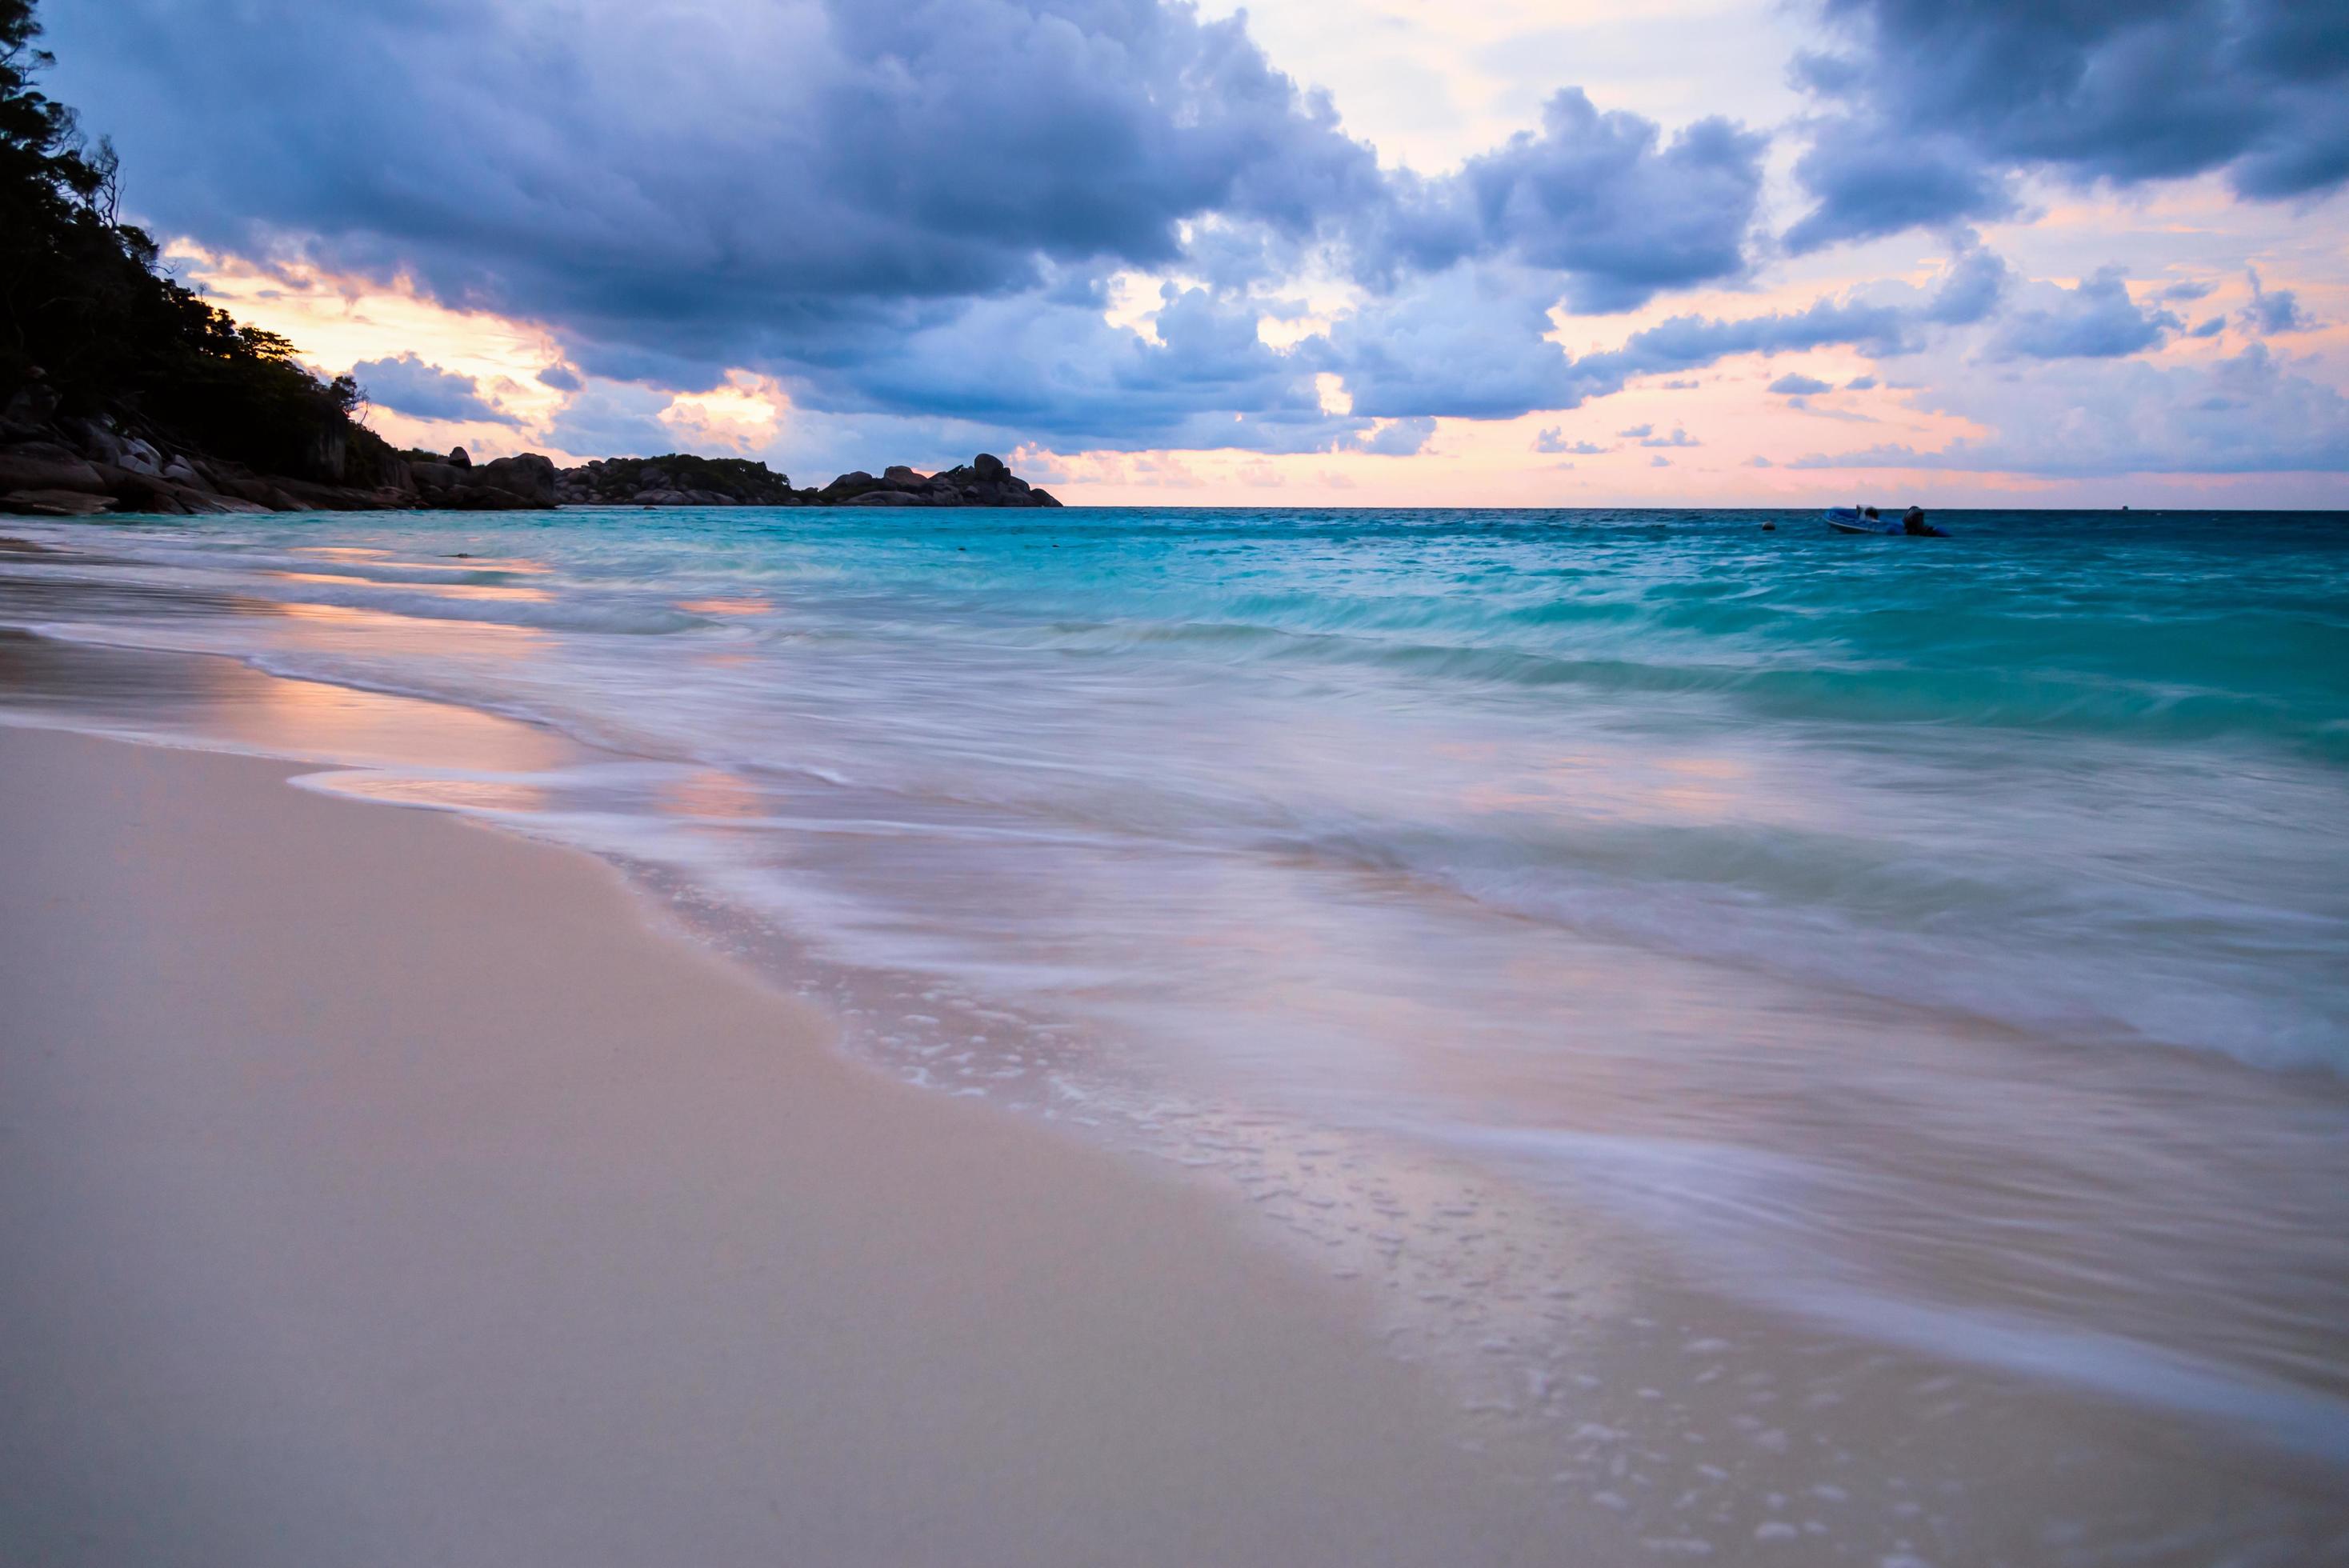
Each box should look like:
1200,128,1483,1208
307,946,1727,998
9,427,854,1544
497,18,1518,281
46,0,2349,506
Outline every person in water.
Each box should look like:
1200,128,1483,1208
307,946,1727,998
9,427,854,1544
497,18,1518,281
1902,505,1931,535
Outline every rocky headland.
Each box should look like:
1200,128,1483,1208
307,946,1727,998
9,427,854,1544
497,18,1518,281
0,402,1061,517
554,452,1060,510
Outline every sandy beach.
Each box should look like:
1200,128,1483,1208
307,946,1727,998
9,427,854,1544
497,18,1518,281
0,722,1597,1566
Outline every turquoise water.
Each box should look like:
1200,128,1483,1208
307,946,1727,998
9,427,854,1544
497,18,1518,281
6,505,2348,1486
21,506,2339,1060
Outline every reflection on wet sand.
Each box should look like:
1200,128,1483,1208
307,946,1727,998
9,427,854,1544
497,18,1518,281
658,766,774,822
0,629,574,776
1455,748,1819,830
0,568,281,622
271,598,546,654
679,597,774,616
272,570,555,603
310,771,557,815
289,544,555,576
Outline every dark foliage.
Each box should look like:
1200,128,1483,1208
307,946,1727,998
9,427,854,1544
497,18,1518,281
0,0,392,482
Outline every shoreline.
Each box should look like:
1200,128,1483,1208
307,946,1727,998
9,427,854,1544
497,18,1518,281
6,539,2347,1564
0,721,1592,1566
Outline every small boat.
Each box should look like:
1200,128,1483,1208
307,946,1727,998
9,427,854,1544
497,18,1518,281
1825,506,1894,534
1824,506,1947,537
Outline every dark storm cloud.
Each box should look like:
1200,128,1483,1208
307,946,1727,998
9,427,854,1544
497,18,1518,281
1368,90,1767,313
542,381,679,458
48,0,1769,446
1311,273,1931,424
52,0,1379,392
1923,245,2010,326
1992,268,2179,360
1311,266,1594,421
1783,125,2015,254
1785,0,2349,250
350,354,517,425
1359,416,1438,456
787,285,1365,453
2241,268,2315,335
39,0,2333,474
1576,296,1919,386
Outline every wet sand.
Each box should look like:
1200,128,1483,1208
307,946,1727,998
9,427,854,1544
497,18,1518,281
0,722,1590,1566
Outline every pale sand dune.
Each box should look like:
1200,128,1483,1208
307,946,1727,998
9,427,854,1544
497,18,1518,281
0,726,1601,1567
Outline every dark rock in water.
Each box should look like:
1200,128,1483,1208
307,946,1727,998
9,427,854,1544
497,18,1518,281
816,470,881,503
829,453,1057,508
556,454,802,507
406,462,531,510
62,421,168,478
394,450,558,510
1,487,113,517
447,446,472,469
0,436,263,517
3,438,85,466
0,452,109,494
212,472,285,509
1762,522,1776,530
92,464,194,514
475,452,556,506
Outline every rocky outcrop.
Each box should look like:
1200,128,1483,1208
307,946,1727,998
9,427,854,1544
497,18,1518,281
0,446,107,495
552,454,803,508
406,451,559,510
2,488,113,517
559,451,1059,509
0,404,398,516
0,410,1063,518
808,454,1058,508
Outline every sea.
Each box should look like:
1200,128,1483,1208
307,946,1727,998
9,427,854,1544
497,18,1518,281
5,504,2347,1556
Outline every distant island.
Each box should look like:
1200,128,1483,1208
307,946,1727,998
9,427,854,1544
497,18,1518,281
0,434,1063,516
0,1,1056,518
